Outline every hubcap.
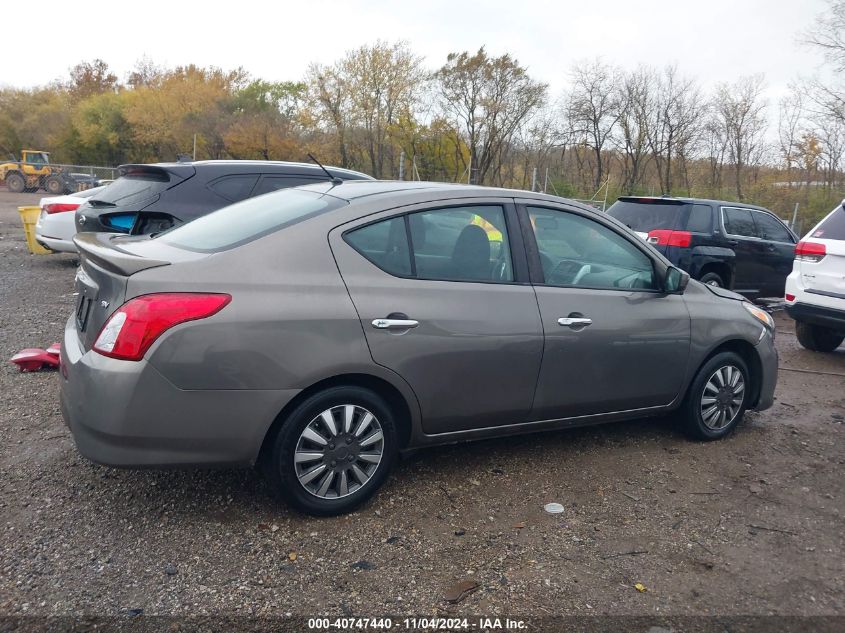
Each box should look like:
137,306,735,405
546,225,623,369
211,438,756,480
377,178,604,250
293,405,384,499
706,280,721,287
700,365,745,430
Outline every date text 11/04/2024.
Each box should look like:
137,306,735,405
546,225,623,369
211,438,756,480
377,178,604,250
307,617,528,630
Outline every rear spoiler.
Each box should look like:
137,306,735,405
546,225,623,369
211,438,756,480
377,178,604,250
73,232,170,277
117,163,196,185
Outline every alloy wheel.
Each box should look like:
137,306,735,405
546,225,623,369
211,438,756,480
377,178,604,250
293,405,384,499
700,365,745,430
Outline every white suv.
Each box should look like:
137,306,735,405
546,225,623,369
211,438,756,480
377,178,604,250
784,201,845,352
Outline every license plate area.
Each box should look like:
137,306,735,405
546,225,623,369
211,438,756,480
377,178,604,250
76,295,92,331
74,268,99,333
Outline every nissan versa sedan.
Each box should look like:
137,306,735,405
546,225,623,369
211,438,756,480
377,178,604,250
61,181,778,515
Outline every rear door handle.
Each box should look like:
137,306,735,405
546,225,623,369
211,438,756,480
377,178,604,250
558,317,592,328
372,318,419,330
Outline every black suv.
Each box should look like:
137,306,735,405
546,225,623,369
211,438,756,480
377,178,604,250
75,160,372,235
607,196,797,298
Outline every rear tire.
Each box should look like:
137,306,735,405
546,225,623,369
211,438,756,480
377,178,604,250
261,386,398,516
795,321,844,352
680,351,750,440
5,173,25,193
699,272,725,287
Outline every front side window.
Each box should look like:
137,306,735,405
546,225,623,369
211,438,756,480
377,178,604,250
343,205,514,283
528,206,656,290
753,211,793,243
722,207,758,238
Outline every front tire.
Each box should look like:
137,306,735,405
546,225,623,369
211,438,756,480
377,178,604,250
680,352,750,440
795,321,844,352
699,272,725,288
262,386,398,516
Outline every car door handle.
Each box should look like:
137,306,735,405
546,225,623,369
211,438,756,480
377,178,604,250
372,318,419,330
558,317,593,328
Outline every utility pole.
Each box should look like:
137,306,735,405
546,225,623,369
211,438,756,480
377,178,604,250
192,134,197,161
398,150,405,181
531,167,537,192
790,202,799,231
544,168,549,194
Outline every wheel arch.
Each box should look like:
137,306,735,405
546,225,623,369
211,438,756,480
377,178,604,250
257,372,416,466
697,261,733,288
694,338,763,408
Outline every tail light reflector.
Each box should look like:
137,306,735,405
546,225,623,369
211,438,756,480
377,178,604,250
785,293,796,302
93,293,231,361
43,202,80,214
794,241,826,262
647,229,692,247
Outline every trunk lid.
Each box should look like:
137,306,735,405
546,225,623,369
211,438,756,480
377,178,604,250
71,233,205,350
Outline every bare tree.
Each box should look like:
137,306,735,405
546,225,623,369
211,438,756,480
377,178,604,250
435,48,547,185
778,87,804,188
713,74,768,200
565,59,621,191
803,0,845,72
305,42,424,177
613,66,653,194
646,66,704,195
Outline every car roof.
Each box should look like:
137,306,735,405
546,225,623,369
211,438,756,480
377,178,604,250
616,195,773,213
119,160,373,180
298,179,598,210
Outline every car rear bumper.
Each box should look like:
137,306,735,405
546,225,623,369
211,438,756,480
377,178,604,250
59,317,297,467
785,302,845,333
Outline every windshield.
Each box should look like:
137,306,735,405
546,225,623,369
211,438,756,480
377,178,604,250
607,200,684,232
157,188,348,252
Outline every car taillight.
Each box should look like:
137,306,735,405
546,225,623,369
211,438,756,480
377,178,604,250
93,293,231,361
794,241,826,262
647,229,692,247
785,293,796,302
43,202,80,214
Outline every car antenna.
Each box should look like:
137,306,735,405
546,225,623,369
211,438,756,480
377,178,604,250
308,153,343,185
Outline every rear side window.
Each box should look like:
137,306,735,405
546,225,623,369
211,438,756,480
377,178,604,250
811,205,845,240
753,211,793,243
345,217,411,276
344,205,513,283
157,188,347,252
606,200,683,232
253,176,322,196
208,175,258,202
94,169,171,206
685,204,712,233
722,207,758,238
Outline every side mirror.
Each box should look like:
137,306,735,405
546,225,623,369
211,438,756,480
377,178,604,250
664,266,690,294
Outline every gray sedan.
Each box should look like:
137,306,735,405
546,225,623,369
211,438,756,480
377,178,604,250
60,181,778,515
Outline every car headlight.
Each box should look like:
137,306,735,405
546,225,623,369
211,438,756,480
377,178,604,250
743,302,775,330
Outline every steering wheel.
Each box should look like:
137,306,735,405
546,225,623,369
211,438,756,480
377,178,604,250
549,259,591,285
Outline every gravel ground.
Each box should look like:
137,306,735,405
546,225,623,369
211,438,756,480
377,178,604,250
0,190,843,621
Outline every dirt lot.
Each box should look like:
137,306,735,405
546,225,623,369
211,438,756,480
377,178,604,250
0,189,843,624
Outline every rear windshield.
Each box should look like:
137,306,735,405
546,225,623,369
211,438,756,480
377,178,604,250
606,200,683,232
92,171,171,206
811,205,845,240
157,188,347,252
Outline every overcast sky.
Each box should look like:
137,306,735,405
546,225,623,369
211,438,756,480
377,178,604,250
3,0,829,102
